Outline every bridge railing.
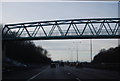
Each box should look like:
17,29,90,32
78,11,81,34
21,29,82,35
19,29,119,37
2,18,120,40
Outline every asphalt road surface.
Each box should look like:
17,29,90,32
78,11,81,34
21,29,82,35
2,65,120,81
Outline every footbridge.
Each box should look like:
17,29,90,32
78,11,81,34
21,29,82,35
2,18,120,41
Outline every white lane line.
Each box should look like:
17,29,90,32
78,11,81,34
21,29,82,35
76,78,82,81
27,72,41,81
67,72,71,75
64,69,82,81
27,68,47,81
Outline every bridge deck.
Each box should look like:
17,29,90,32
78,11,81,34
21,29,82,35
2,18,120,40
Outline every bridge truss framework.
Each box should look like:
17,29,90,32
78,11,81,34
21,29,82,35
2,18,120,41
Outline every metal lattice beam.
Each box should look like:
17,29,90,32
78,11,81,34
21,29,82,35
2,18,120,41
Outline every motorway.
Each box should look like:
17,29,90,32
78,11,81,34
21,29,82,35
2,65,120,81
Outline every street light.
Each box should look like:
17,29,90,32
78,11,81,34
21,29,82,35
73,41,81,63
90,39,93,62
69,48,73,62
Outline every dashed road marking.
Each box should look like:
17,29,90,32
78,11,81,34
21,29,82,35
67,72,71,75
76,78,82,81
27,68,47,81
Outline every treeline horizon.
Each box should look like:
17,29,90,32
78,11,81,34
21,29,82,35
2,32,51,64
92,45,120,64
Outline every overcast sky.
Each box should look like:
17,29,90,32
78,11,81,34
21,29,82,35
2,1,119,62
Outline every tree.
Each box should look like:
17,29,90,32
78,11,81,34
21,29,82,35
2,31,51,64
92,46,120,63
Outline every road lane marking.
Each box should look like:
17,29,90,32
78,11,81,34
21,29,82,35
67,72,71,75
60,67,82,81
27,72,41,81
76,78,82,81
27,68,47,81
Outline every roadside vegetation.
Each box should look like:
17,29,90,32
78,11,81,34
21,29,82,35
83,45,120,71
2,31,51,72
92,45,120,64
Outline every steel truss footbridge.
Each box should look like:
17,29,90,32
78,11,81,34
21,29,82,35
2,18,120,41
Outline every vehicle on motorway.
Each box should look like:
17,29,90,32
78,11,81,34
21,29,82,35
50,63,56,68
76,63,83,68
59,62,64,67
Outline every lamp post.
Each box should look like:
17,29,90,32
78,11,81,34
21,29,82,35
68,48,72,62
90,39,93,62
69,48,73,62
73,41,81,63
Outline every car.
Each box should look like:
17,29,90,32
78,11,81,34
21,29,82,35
76,63,83,68
59,62,64,67
50,63,56,68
